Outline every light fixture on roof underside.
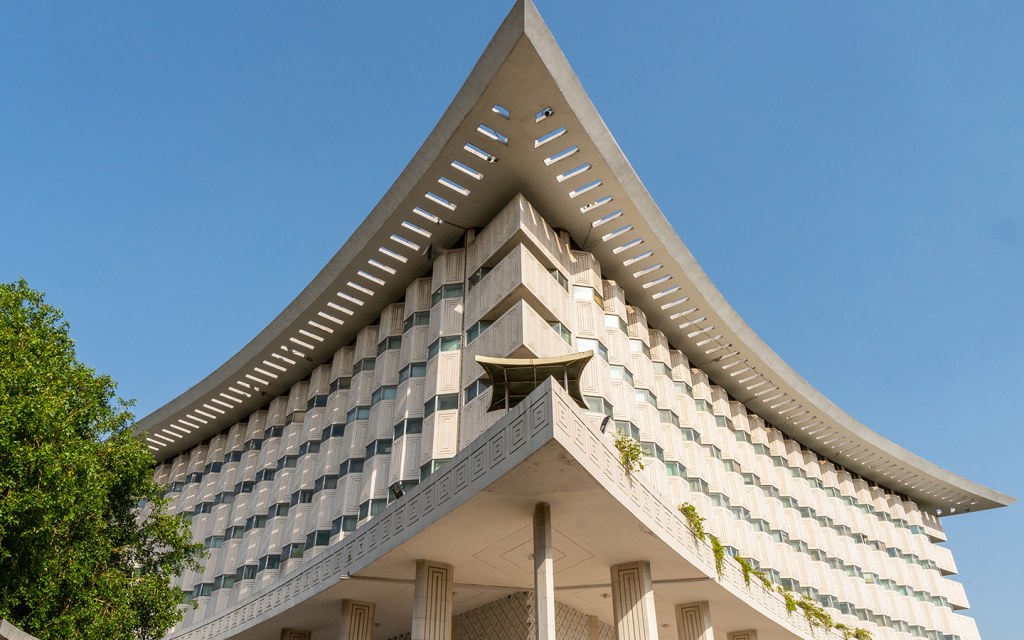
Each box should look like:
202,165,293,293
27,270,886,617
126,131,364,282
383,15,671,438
475,351,593,412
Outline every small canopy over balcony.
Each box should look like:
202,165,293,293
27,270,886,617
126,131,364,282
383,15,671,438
476,351,593,412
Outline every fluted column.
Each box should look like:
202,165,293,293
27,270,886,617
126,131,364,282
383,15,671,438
338,600,375,640
534,502,556,640
674,601,712,640
412,559,454,640
610,561,659,640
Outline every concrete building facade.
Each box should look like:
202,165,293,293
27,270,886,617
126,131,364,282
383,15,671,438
139,3,1013,640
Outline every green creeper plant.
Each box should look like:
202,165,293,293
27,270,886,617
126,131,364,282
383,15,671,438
0,280,205,640
677,502,707,542
708,534,726,578
614,433,644,472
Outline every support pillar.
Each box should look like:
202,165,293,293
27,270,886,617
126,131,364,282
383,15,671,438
338,600,375,640
674,601,712,640
726,631,758,640
609,561,659,640
412,559,454,640
534,502,556,640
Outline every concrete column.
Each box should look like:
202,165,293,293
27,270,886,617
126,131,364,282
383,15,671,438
674,601,712,640
587,615,600,640
726,631,758,640
281,631,311,640
338,599,375,640
412,559,454,640
610,561,659,640
534,502,556,640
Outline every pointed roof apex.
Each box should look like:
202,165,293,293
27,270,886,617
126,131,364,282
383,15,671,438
137,4,1012,515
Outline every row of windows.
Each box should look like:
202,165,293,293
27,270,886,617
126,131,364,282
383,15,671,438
686,476,947,608
692,439,939,574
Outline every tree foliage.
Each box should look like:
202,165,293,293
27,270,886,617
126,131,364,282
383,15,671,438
0,280,203,640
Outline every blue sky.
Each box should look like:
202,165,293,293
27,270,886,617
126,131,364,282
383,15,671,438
2,1,1021,635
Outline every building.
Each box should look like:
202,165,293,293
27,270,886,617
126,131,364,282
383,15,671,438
139,3,1013,640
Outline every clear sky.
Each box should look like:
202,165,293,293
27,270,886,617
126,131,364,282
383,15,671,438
2,1,1021,636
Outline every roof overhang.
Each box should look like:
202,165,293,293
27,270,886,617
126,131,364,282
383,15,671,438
135,0,1013,514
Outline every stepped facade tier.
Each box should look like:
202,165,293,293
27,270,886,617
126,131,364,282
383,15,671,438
139,3,1012,640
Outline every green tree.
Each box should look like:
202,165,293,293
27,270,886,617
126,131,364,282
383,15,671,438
0,280,203,640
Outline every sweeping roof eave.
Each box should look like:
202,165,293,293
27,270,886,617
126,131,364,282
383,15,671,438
135,0,1013,515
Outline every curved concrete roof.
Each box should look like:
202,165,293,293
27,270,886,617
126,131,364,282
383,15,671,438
137,1,1013,515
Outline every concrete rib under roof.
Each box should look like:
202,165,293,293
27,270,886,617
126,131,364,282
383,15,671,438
135,0,1014,515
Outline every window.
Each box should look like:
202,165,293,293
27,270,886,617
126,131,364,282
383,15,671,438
244,515,267,531
547,268,569,291
364,439,393,459
399,362,427,383
605,314,628,333
466,320,493,343
321,423,345,440
256,554,281,573
420,458,450,481
304,530,331,550
313,475,338,492
427,336,462,359
394,417,423,438
305,394,328,411
204,536,224,550
675,381,693,398
575,338,608,361
377,335,402,355
331,515,358,536
572,285,603,306
339,458,364,477
290,489,315,506
277,454,298,470
628,339,651,358
615,421,640,441
297,440,320,456
403,311,431,332
583,395,613,417
679,427,701,442
329,376,351,393
467,267,492,290
431,283,464,306
665,461,686,477
223,450,243,464
346,406,371,423
693,399,713,413
281,543,303,560
424,394,459,418
351,357,376,376
254,468,275,483
371,385,398,405
358,498,388,520
547,320,571,344
235,565,257,582
609,365,634,386
464,378,491,403
268,502,289,518
658,409,679,427
634,388,657,405
233,480,254,494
